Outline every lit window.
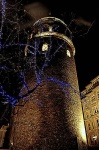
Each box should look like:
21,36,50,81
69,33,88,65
49,26,53,32
42,43,48,51
67,50,71,57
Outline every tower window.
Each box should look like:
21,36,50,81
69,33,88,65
42,43,48,51
67,50,71,57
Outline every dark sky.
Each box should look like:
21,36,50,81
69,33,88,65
50,1,99,91
22,0,99,91
51,1,99,91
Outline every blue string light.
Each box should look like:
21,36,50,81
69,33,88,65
0,2,83,109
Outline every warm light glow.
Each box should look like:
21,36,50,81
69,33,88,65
42,43,48,51
67,50,71,57
80,122,87,143
35,31,75,55
11,142,13,145
92,135,97,140
49,26,53,32
24,45,28,56
30,34,33,39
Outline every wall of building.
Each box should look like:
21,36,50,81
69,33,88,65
81,76,99,149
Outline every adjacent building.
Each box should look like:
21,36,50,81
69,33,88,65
81,75,99,149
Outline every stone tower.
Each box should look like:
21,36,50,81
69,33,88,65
9,17,87,150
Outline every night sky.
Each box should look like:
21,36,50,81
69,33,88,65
22,0,99,91
52,1,99,91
